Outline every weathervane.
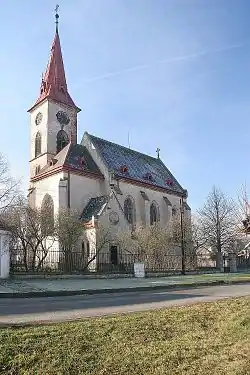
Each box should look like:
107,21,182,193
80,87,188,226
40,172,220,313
55,4,59,32
156,147,160,159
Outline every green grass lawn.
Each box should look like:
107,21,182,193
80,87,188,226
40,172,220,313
172,272,250,283
0,298,249,375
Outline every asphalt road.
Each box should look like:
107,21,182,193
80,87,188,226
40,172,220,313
0,283,249,325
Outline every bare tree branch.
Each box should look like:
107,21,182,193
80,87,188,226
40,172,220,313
2,197,56,272
55,208,83,272
117,222,198,272
0,154,20,212
198,186,238,258
82,224,113,272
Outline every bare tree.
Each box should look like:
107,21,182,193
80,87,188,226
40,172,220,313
55,210,114,273
118,224,170,258
198,186,238,258
236,183,250,236
190,215,209,253
233,184,250,257
55,208,83,272
2,197,56,272
0,154,19,212
170,214,209,269
117,224,183,272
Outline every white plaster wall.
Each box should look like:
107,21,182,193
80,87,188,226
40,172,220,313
31,167,190,254
69,173,107,212
29,101,49,177
29,99,78,180
29,101,49,160
30,154,49,179
98,194,130,238
0,230,10,279
82,132,190,230
33,172,64,213
47,100,78,153
30,169,108,226
111,180,189,230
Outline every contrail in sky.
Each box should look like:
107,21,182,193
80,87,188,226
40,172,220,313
84,40,249,83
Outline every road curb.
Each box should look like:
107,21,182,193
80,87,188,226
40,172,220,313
0,279,249,299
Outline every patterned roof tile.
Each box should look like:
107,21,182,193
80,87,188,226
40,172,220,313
37,143,103,177
29,30,79,111
65,144,101,175
86,133,185,194
80,195,109,222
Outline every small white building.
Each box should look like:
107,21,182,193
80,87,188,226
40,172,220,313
27,16,191,271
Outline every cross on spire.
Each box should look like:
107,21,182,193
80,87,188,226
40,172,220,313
55,4,59,32
156,148,160,159
28,5,81,112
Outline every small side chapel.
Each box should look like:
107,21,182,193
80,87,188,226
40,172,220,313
27,11,191,270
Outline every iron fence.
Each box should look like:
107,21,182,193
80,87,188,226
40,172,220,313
10,248,219,275
10,249,87,274
237,255,250,270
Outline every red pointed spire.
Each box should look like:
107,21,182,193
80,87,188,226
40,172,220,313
29,9,80,112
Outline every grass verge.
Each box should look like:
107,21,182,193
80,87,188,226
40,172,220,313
167,273,250,285
0,297,249,375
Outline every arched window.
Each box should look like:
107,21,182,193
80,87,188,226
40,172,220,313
124,196,136,226
35,132,42,157
150,202,160,225
41,194,54,235
57,130,69,153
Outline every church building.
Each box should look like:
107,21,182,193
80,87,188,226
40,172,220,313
27,13,190,270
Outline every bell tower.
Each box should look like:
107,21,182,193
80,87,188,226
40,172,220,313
28,6,81,180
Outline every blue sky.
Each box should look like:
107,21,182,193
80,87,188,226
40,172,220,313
1,0,250,210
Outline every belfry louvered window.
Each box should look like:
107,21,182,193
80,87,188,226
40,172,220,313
57,130,69,153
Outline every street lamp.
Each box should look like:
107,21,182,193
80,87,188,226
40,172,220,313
180,197,185,275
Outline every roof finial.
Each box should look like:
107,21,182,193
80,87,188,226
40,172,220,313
156,147,160,159
55,4,59,33
128,132,131,149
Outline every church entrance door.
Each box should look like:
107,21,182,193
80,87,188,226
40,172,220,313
110,245,118,266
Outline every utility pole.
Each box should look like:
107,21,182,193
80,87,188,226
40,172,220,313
242,184,250,258
180,196,185,275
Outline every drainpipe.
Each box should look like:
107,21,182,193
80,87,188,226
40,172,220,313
67,171,71,209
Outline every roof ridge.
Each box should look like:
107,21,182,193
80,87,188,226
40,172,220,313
90,194,109,200
88,133,160,162
64,142,73,162
54,141,71,159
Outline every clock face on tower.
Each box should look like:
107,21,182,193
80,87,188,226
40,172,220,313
35,112,43,125
56,111,70,125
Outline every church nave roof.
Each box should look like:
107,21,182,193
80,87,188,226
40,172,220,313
84,133,186,196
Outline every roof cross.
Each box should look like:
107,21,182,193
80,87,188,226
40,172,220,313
156,147,160,159
55,4,59,32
